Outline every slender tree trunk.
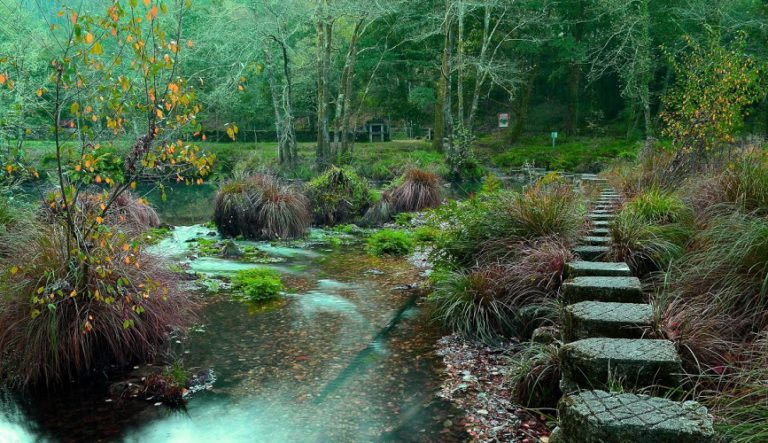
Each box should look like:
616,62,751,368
456,1,465,126
339,20,363,160
508,62,538,141
565,64,580,135
265,50,286,164
466,5,490,132
315,0,332,168
639,0,654,158
433,0,452,152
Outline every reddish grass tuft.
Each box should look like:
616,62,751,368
391,168,442,212
213,174,310,240
0,223,196,389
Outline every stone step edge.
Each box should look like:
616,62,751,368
551,390,715,443
563,301,652,341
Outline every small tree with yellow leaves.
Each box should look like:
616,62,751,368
661,32,766,171
0,0,223,388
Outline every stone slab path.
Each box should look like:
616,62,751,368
551,179,713,442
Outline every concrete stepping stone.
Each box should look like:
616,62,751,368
560,338,682,390
562,276,643,304
590,227,611,236
573,245,611,261
592,220,612,228
554,390,714,443
583,236,611,246
591,209,613,214
589,213,616,221
564,301,652,341
565,261,631,278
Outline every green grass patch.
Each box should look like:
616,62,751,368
231,268,284,303
366,229,415,256
477,134,641,172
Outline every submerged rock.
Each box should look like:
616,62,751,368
220,240,244,258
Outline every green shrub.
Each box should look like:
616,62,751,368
231,268,284,302
413,226,439,243
307,166,372,226
366,229,414,256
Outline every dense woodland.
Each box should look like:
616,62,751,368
2,0,768,167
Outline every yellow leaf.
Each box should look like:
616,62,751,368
36,88,44,97
71,102,80,114
10,266,18,275
85,32,94,44
96,216,104,224
91,41,103,55
0,73,6,85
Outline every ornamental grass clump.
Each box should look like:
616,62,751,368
306,166,372,226
391,168,442,213
662,212,768,368
213,174,310,240
507,343,562,409
430,181,583,270
429,239,572,343
717,152,768,215
0,223,194,389
691,337,768,443
611,188,693,275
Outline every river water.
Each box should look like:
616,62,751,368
0,185,465,443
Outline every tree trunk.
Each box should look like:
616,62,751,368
433,0,452,152
508,63,538,142
338,19,363,163
456,1,465,127
315,0,332,168
565,64,580,135
466,5,490,132
265,49,286,164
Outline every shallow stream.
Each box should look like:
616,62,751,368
0,185,464,442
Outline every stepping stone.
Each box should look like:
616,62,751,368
560,338,682,390
564,301,652,341
592,220,612,228
562,276,643,304
590,227,611,236
591,209,612,214
589,213,615,221
583,236,611,246
565,261,631,278
555,390,715,443
573,245,610,261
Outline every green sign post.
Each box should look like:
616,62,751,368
551,131,558,148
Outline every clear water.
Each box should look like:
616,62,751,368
0,185,464,442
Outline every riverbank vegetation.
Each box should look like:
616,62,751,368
1,0,768,440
